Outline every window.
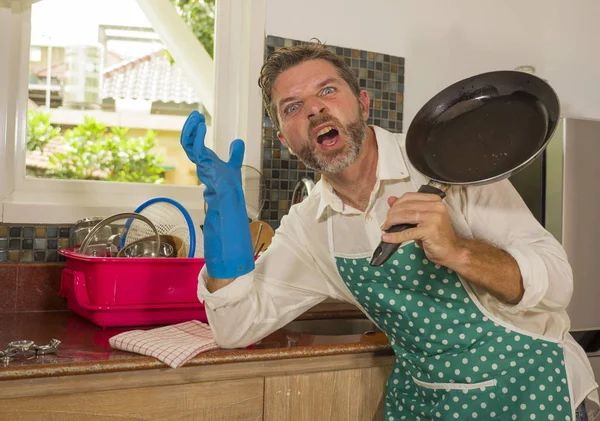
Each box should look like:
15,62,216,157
29,45,41,62
0,0,266,224
27,0,209,187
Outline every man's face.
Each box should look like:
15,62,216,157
273,59,370,174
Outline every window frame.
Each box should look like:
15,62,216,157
0,0,266,225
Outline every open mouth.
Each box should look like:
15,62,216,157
316,126,340,147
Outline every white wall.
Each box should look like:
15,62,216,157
266,0,600,129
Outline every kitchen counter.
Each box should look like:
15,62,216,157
0,302,391,381
0,304,394,420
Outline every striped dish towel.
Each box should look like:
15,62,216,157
109,320,218,368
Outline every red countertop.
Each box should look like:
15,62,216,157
0,303,392,381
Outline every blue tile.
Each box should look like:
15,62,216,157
23,226,34,239
0,239,7,250
47,227,58,238
9,226,21,237
9,239,20,250
0,251,6,261
22,239,33,250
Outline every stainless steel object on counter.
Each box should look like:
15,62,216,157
34,339,61,355
79,213,160,257
0,338,61,366
6,340,34,352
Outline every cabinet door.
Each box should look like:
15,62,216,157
264,365,393,421
0,377,264,421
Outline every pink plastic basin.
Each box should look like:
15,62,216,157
58,248,207,328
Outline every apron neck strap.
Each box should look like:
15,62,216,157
327,206,335,256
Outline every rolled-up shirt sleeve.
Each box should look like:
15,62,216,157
196,206,341,349
461,179,574,313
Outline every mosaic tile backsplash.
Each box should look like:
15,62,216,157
259,35,405,229
0,224,73,263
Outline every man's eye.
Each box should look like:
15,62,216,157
285,104,298,114
322,87,335,95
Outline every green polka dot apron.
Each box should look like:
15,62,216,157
328,218,575,420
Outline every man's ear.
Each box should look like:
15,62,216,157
358,90,370,121
277,131,296,155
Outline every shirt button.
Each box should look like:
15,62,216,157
365,214,372,222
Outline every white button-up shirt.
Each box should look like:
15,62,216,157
198,126,598,410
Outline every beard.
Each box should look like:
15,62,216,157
292,104,366,174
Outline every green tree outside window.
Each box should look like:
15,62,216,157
26,110,165,184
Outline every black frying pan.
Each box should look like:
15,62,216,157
370,70,560,266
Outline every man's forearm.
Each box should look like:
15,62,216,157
206,276,235,293
449,238,524,304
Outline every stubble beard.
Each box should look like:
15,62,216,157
293,105,366,174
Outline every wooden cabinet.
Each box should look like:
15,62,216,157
0,353,394,421
0,378,264,421
264,365,392,421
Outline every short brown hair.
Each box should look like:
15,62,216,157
258,40,360,130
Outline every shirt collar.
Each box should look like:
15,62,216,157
314,126,410,220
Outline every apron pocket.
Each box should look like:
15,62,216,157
412,376,503,420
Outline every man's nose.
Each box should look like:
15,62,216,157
306,98,326,118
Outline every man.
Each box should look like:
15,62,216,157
181,41,597,420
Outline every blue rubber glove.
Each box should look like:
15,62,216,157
180,111,255,279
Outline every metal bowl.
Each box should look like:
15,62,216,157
118,240,174,258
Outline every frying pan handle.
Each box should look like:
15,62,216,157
369,184,447,267
415,184,447,197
